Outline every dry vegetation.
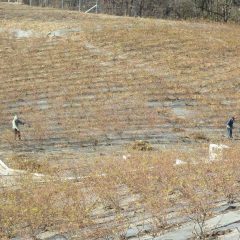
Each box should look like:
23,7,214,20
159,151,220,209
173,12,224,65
0,3,240,151
0,3,240,239
1,145,240,239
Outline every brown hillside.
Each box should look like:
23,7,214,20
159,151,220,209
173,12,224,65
0,3,240,152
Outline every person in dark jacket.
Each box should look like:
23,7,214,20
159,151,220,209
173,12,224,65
226,116,235,139
12,115,25,140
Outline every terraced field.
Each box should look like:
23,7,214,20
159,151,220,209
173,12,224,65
1,3,240,155
1,3,240,239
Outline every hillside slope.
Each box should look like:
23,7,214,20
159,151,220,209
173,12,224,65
0,3,240,152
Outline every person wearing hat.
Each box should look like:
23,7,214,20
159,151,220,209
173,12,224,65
226,116,235,139
12,115,25,140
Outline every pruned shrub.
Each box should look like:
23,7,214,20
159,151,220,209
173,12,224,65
130,140,153,151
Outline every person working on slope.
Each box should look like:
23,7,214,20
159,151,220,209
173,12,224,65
226,116,235,139
12,115,25,140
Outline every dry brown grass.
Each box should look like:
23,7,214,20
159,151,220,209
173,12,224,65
0,3,239,150
6,153,52,173
0,145,240,238
0,3,240,239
